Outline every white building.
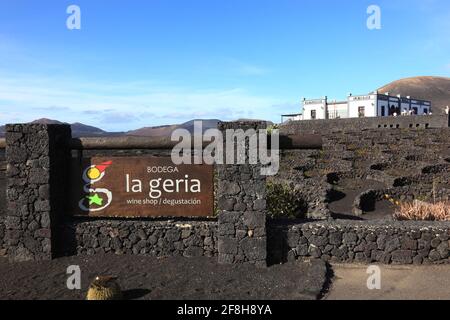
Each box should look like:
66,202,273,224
282,92,432,122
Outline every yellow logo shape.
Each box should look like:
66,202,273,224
87,167,101,180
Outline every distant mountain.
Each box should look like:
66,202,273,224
70,122,110,137
0,117,274,138
178,119,222,134
0,118,273,138
30,118,63,125
126,119,221,137
0,118,123,138
377,76,450,114
126,124,179,137
0,118,222,138
126,118,278,137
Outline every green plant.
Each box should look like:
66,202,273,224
266,182,306,219
267,124,280,135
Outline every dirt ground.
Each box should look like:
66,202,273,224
0,255,328,300
329,179,395,220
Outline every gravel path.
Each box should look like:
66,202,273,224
0,255,328,300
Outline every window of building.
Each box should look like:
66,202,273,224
311,110,316,119
381,105,385,117
358,106,365,118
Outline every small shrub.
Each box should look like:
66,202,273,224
355,148,370,157
86,276,123,300
303,170,314,178
394,201,450,221
346,144,358,151
267,182,307,219
266,124,280,135
304,168,334,178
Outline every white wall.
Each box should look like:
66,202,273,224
303,100,327,120
411,101,421,115
377,99,389,117
283,115,303,122
400,101,410,114
388,98,400,114
422,102,432,114
348,95,377,118
327,102,348,119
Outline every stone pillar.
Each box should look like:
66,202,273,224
217,121,267,267
5,124,71,262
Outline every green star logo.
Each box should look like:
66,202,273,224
87,194,103,206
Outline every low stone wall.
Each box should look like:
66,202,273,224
3,211,450,266
352,187,450,216
268,220,450,265
282,114,449,134
0,216,5,255
59,218,218,258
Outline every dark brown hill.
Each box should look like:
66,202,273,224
377,76,450,113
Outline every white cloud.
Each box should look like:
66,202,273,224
230,59,270,76
0,73,286,131
237,64,270,76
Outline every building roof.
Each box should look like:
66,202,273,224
327,101,347,105
282,113,302,117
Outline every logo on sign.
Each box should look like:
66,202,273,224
79,161,113,212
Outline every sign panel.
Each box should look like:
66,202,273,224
69,157,214,218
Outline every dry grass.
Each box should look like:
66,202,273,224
394,201,450,221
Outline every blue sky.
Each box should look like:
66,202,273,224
0,0,449,131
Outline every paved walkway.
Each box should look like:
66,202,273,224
326,264,450,300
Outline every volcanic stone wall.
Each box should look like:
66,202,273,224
276,125,450,220
0,149,4,255
55,217,450,265
282,114,449,134
5,124,71,262
59,219,217,258
2,122,269,265
0,216,5,255
268,220,450,265
217,121,267,267
2,122,450,266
